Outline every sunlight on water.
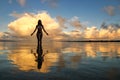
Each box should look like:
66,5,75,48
0,42,120,80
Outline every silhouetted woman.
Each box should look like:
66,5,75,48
31,20,48,45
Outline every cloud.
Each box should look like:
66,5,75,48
17,0,26,7
64,30,83,40
103,6,115,16
41,0,58,7
56,16,84,30
8,11,61,40
119,5,120,9
8,0,12,4
9,11,36,18
0,32,18,40
103,5,120,16
61,24,120,41
7,11,120,41
9,11,25,18
8,0,26,7
99,23,120,39
84,27,99,39
0,32,10,39
69,16,83,29
56,16,67,28
0,32,4,38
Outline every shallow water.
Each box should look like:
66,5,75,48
0,41,120,80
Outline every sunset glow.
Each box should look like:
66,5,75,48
0,0,120,41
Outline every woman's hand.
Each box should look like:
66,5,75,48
46,32,49,35
31,33,33,36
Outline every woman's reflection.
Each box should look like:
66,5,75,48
37,45,43,69
33,45,44,69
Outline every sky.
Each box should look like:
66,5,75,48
0,0,120,41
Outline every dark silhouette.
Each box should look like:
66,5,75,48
31,19,48,69
36,45,44,69
31,19,48,45
32,44,47,69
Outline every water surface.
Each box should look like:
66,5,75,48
0,42,120,80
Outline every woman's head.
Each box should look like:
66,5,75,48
38,20,42,25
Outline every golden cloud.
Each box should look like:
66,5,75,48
62,25,120,40
0,32,4,38
7,11,120,41
8,11,61,40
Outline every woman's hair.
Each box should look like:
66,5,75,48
38,20,42,25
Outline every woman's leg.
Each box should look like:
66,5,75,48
39,33,43,45
37,33,40,46
36,33,43,54
37,33,43,48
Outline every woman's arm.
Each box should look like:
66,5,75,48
41,24,48,35
31,26,37,36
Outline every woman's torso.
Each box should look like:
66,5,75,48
37,25,42,32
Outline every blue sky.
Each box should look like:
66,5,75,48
0,0,120,32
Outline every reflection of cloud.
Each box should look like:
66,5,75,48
8,48,59,73
84,44,97,58
62,42,120,58
2,41,120,72
8,50,36,71
62,47,82,54
41,52,59,72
